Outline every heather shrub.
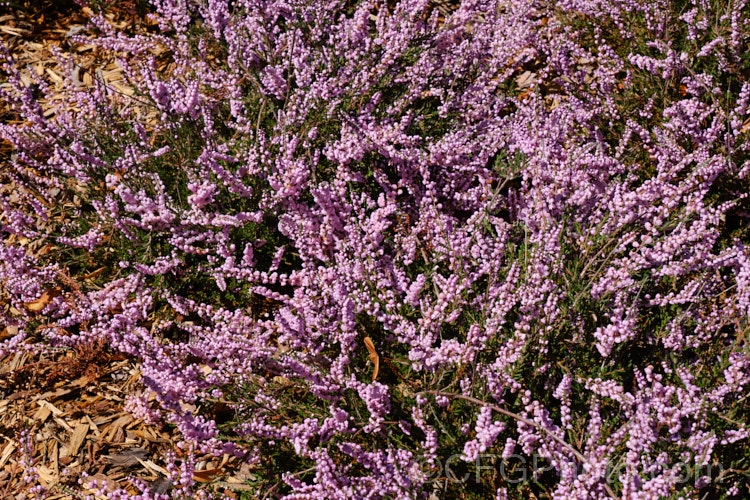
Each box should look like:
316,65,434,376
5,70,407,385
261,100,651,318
1,0,750,498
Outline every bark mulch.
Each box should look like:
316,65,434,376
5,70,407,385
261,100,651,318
0,2,248,498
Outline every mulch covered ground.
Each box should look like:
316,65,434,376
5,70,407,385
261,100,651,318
0,2,250,498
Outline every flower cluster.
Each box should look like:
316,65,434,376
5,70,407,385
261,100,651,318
1,0,749,498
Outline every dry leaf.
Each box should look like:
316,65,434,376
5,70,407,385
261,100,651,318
516,70,537,89
83,267,106,280
363,336,379,381
193,467,224,483
193,454,230,482
23,287,61,313
0,325,18,340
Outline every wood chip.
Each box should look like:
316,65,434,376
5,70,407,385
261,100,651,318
7,352,28,372
104,414,133,441
0,442,15,468
0,25,30,36
45,67,63,85
38,387,72,400
84,415,101,437
32,405,51,423
138,459,168,476
53,416,75,435
103,448,147,467
38,400,63,417
68,422,89,457
37,465,58,487
49,440,59,478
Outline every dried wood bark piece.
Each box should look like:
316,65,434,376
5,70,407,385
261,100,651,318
0,442,16,468
67,422,89,457
103,447,147,467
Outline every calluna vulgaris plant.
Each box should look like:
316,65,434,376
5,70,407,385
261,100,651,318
2,0,750,498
